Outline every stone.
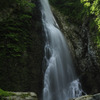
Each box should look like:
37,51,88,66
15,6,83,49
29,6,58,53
75,95,92,100
51,6,100,94
3,92,38,100
93,93,100,100
70,93,100,100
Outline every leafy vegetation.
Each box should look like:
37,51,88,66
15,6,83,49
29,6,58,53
0,0,34,58
81,0,100,47
0,88,14,97
0,0,43,93
49,0,84,23
49,0,100,47
0,0,35,11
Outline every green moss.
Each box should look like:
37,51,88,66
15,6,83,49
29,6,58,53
49,0,100,47
19,93,30,98
0,6,33,57
0,89,14,97
49,0,84,24
0,0,43,93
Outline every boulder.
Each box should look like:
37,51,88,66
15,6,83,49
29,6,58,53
3,92,38,100
70,93,100,100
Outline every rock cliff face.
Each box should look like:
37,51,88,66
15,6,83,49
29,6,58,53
0,0,43,96
2,92,38,100
51,7,100,94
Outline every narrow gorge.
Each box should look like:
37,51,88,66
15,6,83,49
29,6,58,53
0,0,100,100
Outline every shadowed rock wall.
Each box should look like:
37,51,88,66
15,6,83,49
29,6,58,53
51,7,100,94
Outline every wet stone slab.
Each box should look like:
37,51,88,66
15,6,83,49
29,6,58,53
3,92,38,100
69,93,100,100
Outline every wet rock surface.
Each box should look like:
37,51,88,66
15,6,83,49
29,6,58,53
3,92,38,100
70,93,100,100
51,7,100,94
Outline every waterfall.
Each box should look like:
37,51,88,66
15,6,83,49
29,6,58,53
40,0,83,100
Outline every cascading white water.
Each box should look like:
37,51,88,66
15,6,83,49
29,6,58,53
40,0,83,100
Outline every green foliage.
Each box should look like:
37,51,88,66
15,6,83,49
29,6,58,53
0,0,16,10
0,16,31,57
16,0,35,12
49,0,84,24
0,0,35,59
0,0,43,93
0,0,35,12
0,88,14,97
19,14,32,20
81,0,100,47
49,0,100,47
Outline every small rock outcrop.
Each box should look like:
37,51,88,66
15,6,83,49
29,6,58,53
3,92,38,100
70,93,100,100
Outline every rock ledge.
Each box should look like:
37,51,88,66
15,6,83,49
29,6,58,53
70,93,100,100
3,92,38,100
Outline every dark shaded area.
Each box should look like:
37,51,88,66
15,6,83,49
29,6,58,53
0,0,43,96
